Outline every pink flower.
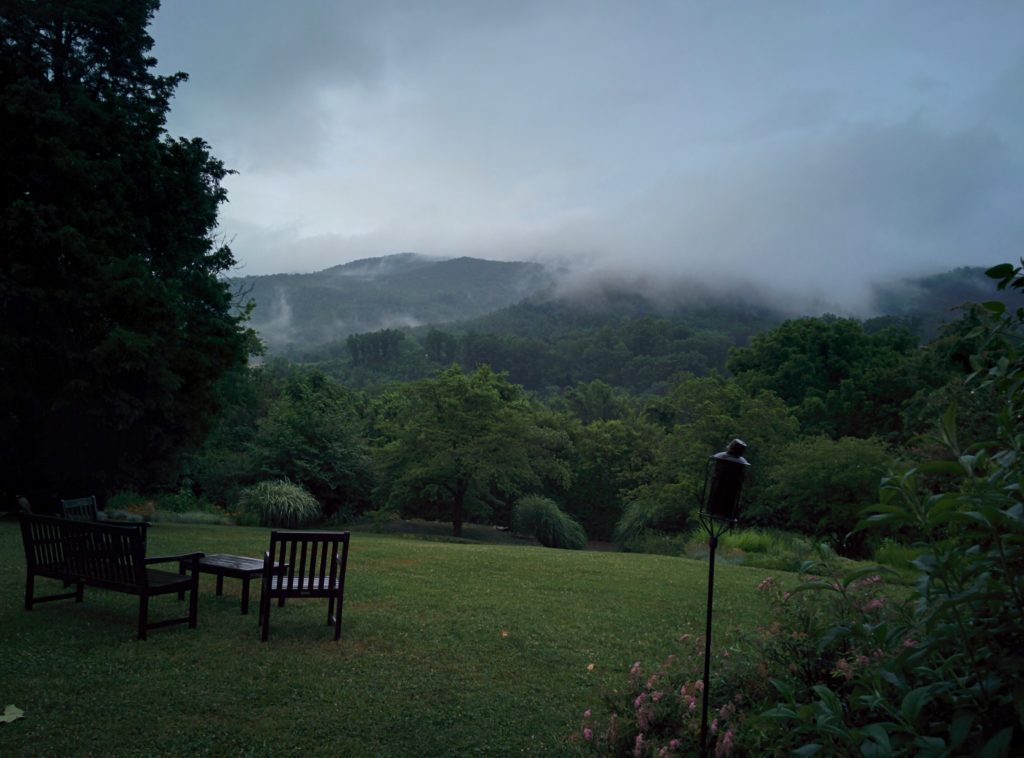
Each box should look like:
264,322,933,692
583,709,592,719
862,598,885,612
630,661,642,676
652,691,664,702
634,734,646,757
782,591,792,602
669,739,681,749
715,729,735,757
646,674,659,689
757,576,775,592
695,680,704,693
583,728,593,741
634,692,648,710
689,700,696,712
711,718,719,735
903,638,919,648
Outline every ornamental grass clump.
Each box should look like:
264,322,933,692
512,495,587,549
238,479,321,528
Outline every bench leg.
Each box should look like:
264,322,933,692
178,561,186,601
189,572,199,629
138,595,149,641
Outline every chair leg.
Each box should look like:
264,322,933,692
138,595,149,641
260,601,270,642
258,584,270,641
333,595,342,641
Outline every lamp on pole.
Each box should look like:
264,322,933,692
698,439,750,757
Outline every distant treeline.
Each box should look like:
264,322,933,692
190,286,1003,553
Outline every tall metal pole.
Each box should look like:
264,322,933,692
699,530,718,757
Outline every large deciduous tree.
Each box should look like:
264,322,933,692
374,366,571,537
0,0,250,504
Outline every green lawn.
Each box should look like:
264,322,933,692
0,519,776,755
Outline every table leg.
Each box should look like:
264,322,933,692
241,576,251,615
216,574,224,596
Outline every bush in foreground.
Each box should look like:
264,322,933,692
512,495,587,549
577,263,1024,756
238,480,321,528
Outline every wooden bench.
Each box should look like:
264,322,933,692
19,513,203,640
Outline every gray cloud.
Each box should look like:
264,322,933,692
152,1,1024,310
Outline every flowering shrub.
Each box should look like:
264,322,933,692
573,635,769,756
577,263,1023,755
757,263,1024,756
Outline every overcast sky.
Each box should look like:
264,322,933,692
150,1,1024,309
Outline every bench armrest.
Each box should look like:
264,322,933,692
146,552,205,566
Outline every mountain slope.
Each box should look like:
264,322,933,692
231,254,554,352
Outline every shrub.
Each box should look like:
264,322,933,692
154,489,218,514
614,484,695,551
579,265,1024,755
574,636,767,756
105,490,155,518
511,495,587,549
237,480,321,528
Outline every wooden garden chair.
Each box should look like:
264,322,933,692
258,530,350,642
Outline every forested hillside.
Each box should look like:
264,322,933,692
283,264,1000,396
232,254,555,352
182,262,1020,555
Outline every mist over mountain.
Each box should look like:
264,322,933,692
233,253,1003,355
231,253,554,352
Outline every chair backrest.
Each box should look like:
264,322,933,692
21,513,147,589
60,496,98,521
268,530,350,594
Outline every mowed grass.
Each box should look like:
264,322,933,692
0,520,777,756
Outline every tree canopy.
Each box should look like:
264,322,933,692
374,366,571,536
0,0,251,504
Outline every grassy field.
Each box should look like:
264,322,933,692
0,519,778,756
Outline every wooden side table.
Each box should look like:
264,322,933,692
180,553,276,615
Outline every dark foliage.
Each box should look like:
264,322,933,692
0,0,250,506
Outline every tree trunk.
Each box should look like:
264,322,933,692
452,487,465,538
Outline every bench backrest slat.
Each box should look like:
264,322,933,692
20,514,146,589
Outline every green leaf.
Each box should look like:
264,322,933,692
900,686,934,724
949,710,974,749
0,705,24,724
813,685,844,720
939,404,960,456
861,723,892,753
979,727,1012,758
793,744,823,757
981,300,1007,314
917,460,966,476
986,263,1016,280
